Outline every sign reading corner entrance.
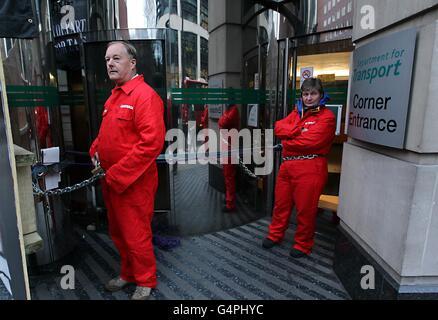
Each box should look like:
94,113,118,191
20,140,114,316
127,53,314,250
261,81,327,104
348,28,416,149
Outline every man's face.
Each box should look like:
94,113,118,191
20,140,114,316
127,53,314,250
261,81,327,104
301,89,321,107
105,43,136,86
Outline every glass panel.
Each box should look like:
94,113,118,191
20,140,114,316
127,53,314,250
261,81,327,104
290,47,352,199
200,37,208,81
181,0,197,24
156,0,178,17
167,29,179,89
181,32,197,80
200,0,208,30
83,40,169,211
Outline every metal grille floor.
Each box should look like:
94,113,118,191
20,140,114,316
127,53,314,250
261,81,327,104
171,163,266,236
29,214,350,300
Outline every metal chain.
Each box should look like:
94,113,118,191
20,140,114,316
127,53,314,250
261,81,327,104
32,172,105,197
238,157,258,179
237,144,282,179
282,154,320,161
31,144,283,196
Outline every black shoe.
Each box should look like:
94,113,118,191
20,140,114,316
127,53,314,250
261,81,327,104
289,248,307,258
222,206,236,213
262,238,277,249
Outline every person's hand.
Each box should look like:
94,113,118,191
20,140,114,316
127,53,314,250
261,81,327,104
92,152,100,167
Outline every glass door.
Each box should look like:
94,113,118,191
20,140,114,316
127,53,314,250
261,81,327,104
82,39,171,215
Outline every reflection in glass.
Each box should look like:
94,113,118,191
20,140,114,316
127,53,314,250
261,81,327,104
182,32,197,79
181,0,197,24
200,0,208,30
200,37,208,80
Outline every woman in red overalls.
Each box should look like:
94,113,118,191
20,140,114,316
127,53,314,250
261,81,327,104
263,78,336,258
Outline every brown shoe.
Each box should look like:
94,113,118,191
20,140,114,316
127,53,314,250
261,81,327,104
131,286,152,300
105,277,129,292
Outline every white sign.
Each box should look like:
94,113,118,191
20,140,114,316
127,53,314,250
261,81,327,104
208,78,223,119
326,105,343,136
254,73,260,90
300,67,314,86
41,147,60,165
247,104,259,127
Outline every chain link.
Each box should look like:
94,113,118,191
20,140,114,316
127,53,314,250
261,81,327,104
31,144,283,196
238,157,258,179
282,154,321,161
32,172,105,197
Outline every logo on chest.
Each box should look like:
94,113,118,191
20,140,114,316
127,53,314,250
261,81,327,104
301,121,316,133
120,104,134,110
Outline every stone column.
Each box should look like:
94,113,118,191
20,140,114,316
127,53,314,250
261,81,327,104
335,0,438,299
208,0,243,191
14,145,43,255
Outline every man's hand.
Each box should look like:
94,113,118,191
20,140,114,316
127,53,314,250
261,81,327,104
91,152,104,175
92,152,100,167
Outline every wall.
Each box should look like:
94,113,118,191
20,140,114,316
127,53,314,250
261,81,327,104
338,0,438,295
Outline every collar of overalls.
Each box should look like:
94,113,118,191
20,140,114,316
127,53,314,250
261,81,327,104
113,73,142,95
297,93,330,118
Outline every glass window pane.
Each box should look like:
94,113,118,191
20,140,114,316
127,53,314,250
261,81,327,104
201,37,208,80
181,0,197,24
182,32,197,79
200,0,208,30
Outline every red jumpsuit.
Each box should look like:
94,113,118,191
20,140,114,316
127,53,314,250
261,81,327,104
267,106,335,254
200,105,209,143
218,104,240,210
89,75,165,288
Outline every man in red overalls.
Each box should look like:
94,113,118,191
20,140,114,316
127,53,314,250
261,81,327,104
218,99,240,213
89,41,165,299
263,78,335,258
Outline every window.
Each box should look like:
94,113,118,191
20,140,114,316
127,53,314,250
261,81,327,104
324,20,327,27
332,0,336,7
181,0,197,24
337,11,340,19
328,17,331,24
324,5,327,14
328,1,331,11
342,6,346,16
182,32,197,79
348,2,352,13
200,0,208,30
200,37,208,80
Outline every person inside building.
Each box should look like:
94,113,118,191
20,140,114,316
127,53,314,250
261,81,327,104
218,89,240,213
262,78,335,258
200,104,209,143
89,41,165,299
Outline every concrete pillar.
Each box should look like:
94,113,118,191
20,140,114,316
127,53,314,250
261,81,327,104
335,0,438,299
208,0,243,105
207,0,243,190
14,145,43,255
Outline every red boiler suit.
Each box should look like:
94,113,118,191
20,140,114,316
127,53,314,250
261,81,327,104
89,75,165,288
200,105,209,143
267,106,335,254
218,104,240,210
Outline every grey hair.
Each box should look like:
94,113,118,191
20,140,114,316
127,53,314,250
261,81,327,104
107,41,137,60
